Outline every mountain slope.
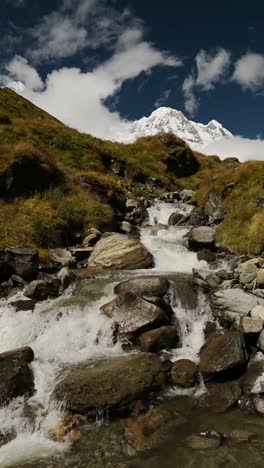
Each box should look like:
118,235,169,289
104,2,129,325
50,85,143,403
129,107,232,148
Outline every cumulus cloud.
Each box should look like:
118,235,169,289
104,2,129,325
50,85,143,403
0,0,182,139
203,136,264,162
183,48,231,116
5,55,44,90
233,52,264,91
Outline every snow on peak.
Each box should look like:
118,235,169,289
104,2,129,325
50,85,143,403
127,107,232,149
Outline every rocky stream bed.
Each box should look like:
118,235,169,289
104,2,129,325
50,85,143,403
1,191,264,467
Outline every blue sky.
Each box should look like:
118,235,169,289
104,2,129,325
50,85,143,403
0,0,263,141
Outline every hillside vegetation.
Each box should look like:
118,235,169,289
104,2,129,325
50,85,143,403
0,87,263,254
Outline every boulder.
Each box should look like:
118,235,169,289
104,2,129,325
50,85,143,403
165,147,200,178
235,258,264,285
240,358,264,394
256,270,264,288
24,278,61,301
197,249,217,263
192,269,221,290
10,299,36,312
45,249,75,270
195,381,241,413
101,293,169,341
138,326,179,352
203,191,225,224
168,212,187,226
188,226,216,252
57,267,76,292
0,347,34,406
4,248,39,279
211,289,264,323
82,228,101,247
124,404,181,453
53,354,167,416
180,189,195,203
227,430,256,443
88,234,153,270
240,317,263,334
251,305,264,320
114,277,169,298
171,359,197,388
200,331,248,380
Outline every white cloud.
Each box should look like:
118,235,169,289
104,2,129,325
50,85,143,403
182,48,231,116
203,136,264,162
5,56,44,90
154,89,171,108
233,52,264,91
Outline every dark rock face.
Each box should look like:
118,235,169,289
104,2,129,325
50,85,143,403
10,300,36,312
25,278,61,301
0,347,34,406
53,354,167,416
4,248,39,279
195,381,241,413
138,326,179,352
188,226,216,252
160,135,200,178
114,277,170,298
200,331,248,380
171,359,197,388
101,293,169,341
0,157,63,199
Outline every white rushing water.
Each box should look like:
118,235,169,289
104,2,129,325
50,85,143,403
0,200,213,465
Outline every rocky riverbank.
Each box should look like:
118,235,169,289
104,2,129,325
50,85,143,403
1,189,264,467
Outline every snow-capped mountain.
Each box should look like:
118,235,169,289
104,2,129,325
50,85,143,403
128,107,232,149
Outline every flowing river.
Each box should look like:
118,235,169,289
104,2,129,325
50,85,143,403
0,201,264,467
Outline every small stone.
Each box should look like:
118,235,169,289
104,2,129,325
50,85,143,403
186,433,222,450
240,317,263,334
171,359,197,388
227,430,256,443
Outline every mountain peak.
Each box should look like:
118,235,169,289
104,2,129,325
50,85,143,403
128,107,232,148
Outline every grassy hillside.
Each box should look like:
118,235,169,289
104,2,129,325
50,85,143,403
0,87,264,255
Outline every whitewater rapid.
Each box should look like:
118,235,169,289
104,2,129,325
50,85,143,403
0,200,212,466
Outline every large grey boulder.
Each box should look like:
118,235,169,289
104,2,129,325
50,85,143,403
114,277,169,298
211,289,264,323
200,331,248,379
53,354,167,416
0,347,34,406
88,233,153,270
4,248,39,279
235,258,264,285
188,226,216,252
101,293,169,341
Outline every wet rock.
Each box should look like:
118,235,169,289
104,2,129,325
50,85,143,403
159,191,181,202
227,430,256,443
195,381,241,413
0,347,34,406
172,276,198,310
171,359,197,387
53,354,167,416
114,277,169,298
197,249,217,263
57,266,76,292
193,268,221,289
186,432,222,449
188,210,205,227
82,228,101,247
49,413,86,443
200,331,248,380
10,299,36,312
124,404,181,453
24,278,61,301
188,226,216,252
180,189,195,203
240,358,264,394
251,305,264,320
11,274,26,287
138,326,179,352
257,329,264,352
4,248,39,279
88,234,153,270
203,191,225,224
101,293,169,341
168,212,187,226
69,247,93,262
211,289,264,323
240,317,263,334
